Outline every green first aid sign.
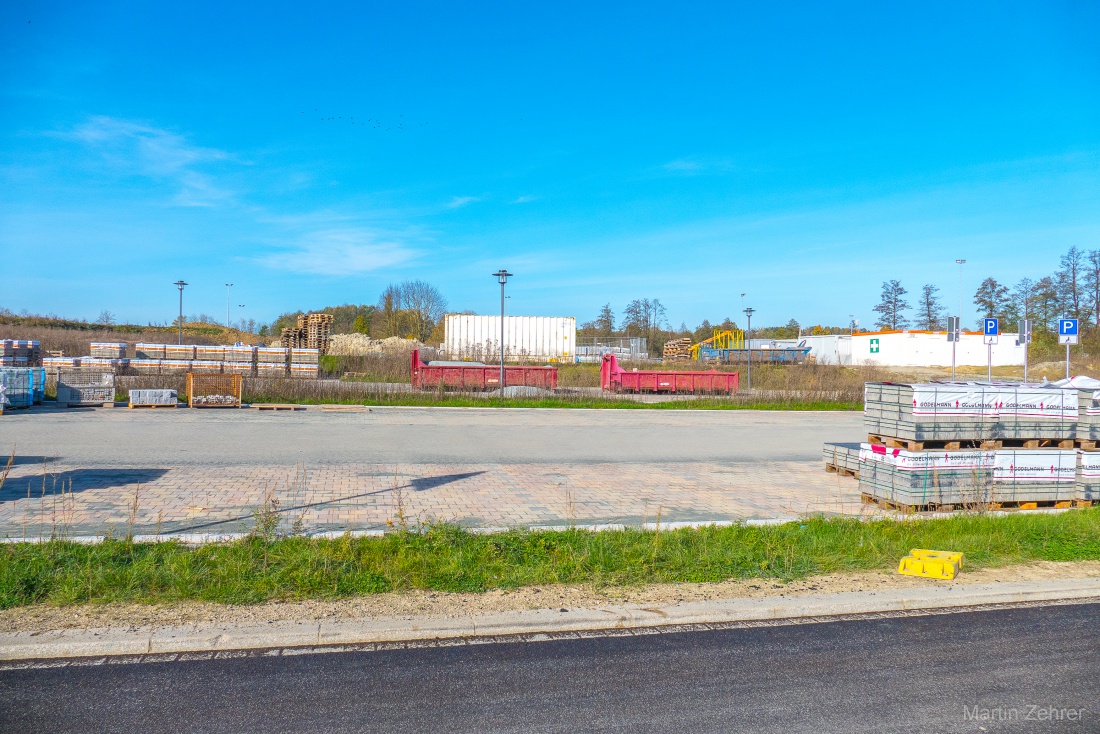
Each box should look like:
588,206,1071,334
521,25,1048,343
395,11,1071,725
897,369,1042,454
870,338,880,354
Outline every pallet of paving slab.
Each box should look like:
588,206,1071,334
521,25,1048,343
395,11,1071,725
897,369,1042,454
824,463,859,479
250,403,305,411
128,403,179,409
867,434,1076,452
860,492,1085,513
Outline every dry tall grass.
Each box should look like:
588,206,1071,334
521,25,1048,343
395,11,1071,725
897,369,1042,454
2,323,260,356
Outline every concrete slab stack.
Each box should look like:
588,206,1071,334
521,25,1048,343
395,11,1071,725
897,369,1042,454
825,381,1093,510
863,382,1078,443
289,347,320,378
90,342,127,359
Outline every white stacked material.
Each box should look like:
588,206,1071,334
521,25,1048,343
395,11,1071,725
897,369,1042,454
80,357,127,370
129,389,178,406
135,343,167,359
226,346,256,362
90,342,127,359
129,359,162,373
864,382,1078,441
858,443,1076,506
189,360,223,373
290,348,320,364
256,347,288,364
165,345,196,360
43,356,80,368
195,345,226,361
161,360,193,373
257,362,288,376
289,362,319,377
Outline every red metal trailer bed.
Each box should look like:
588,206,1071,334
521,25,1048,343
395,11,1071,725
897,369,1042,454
600,353,739,394
410,350,558,391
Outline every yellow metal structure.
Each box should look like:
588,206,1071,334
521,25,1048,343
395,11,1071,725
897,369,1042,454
690,329,745,360
898,549,964,580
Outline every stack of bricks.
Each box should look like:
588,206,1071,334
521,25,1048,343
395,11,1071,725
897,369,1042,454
0,340,41,367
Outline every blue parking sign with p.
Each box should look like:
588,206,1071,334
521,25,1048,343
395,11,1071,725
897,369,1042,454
1060,319,1078,335
984,318,998,336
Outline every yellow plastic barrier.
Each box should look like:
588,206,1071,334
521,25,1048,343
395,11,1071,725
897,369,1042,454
898,549,964,580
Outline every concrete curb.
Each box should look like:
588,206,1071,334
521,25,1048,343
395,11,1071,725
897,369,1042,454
2,578,1098,664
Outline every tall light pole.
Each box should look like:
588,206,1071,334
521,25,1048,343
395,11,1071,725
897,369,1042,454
953,259,965,380
225,283,233,328
174,280,188,345
238,304,246,334
743,307,755,391
492,270,512,392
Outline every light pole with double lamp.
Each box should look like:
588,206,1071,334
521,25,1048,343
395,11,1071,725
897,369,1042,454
174,280,188,345
743,307,755,391
492,270,512,392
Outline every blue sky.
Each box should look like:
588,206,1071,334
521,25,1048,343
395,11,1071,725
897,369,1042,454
2,1,1098,329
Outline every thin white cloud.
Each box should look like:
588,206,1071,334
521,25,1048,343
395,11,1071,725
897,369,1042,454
659,157,743,176
257,228,419,276
57,115,234,206
513,195,538,204
447,195,481,209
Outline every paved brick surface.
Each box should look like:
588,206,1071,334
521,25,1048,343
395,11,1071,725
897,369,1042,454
0,407,868,537
0,459,865,538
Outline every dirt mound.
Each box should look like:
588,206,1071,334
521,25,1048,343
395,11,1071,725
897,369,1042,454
328,334,424,356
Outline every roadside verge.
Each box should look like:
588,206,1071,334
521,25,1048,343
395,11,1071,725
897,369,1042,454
3,577,1098,667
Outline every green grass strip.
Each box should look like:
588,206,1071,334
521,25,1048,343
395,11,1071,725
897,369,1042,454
3,511,1098,608
242,393,863,411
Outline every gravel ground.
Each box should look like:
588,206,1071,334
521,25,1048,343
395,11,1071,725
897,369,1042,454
3,560,1098,634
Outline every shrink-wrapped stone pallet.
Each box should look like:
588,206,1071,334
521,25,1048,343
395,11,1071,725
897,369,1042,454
824,381,1098,510
863,382,1078,442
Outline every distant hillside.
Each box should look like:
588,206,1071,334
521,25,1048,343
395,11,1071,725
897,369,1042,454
0,313,262,355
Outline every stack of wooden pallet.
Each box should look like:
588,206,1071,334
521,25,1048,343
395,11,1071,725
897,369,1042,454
280,312,334,354
662,338,693,361
305,313,334,352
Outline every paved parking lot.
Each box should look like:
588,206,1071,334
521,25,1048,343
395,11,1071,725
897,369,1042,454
0,407,867,537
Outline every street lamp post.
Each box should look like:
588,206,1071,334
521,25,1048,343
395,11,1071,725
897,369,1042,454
492,270,512,393
238,305,246,335
953,259,966,380
174,280,188,345
225,283,233,328
743,307,755,391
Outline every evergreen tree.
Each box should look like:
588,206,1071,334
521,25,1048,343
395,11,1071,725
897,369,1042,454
872,280,910,330
916,284,945,330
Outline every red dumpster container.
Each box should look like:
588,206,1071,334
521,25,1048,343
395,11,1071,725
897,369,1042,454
410,350,558,391
600,353,738,394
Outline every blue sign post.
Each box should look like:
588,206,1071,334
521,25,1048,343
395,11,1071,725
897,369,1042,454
983,318,999,382
1059,318,1079,379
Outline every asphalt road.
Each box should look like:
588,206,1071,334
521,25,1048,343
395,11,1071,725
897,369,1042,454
1,407,864,467
2,603,1096,733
